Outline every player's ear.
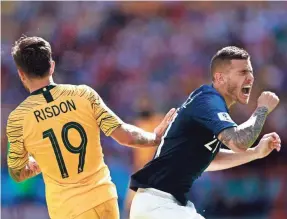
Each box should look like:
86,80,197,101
214,72,225,85
18,69,26,82
49,60,55,76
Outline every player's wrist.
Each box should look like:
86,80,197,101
247,147,260,160
253,145,268,160
153,132,161,145
256,105,269,115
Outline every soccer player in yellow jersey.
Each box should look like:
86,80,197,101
7,36,176,219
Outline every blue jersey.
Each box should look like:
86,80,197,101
130,84,238,205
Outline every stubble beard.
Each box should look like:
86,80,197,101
226,79,240,104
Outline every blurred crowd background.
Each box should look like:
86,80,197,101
1,1,287,219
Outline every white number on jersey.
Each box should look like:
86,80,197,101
204,136,221,153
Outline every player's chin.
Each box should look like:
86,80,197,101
238,94,250,104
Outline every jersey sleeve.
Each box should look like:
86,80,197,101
189,92,238,137
6,111,29,170
83,85,123,136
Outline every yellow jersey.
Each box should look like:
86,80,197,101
6,84,123,219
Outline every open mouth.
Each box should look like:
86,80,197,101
241,85,252,96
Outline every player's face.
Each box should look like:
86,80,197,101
225,59,254,105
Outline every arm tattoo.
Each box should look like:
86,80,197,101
220,106,268,150
131,127,156,146
124,124,157,147
9,164,40,183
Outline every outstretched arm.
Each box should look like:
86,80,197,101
111,108,177,148
110,124,157,148
206,132,281,171
85,85,177,148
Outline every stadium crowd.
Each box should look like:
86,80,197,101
1,2,287,219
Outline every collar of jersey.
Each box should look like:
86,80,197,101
30,84,57,95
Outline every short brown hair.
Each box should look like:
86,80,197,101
210,46,250,81
11,36,52,78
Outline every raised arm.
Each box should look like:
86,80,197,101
206,132,281,171
218,92,279,152
218,106,268,152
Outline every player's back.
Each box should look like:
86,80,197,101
8,84,122,218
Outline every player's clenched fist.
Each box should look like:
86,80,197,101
257,92,279,114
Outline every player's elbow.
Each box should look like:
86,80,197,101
218,128,248,153
220,138,247,153
234,147,247,153
224,141,247,153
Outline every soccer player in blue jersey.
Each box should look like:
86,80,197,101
129,46,281,219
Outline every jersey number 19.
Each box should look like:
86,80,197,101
43,121,87,178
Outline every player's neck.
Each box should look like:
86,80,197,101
224,97,236,109
29,77,55,93
220,94,233,109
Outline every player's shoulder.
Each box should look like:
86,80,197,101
55,84,83,93
55,84,99,99
63,84,97,94
197,84,220,96
75,84,95,94
193,84,224,102
182,84,226,112
7,96,37,126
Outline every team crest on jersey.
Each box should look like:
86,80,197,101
217,112,234,123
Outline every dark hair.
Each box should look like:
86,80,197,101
210,46,250,81
11,36,52,78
